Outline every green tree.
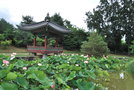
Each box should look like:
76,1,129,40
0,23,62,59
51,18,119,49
130,41,134,54
21,15,34,25
81,32,109,57
0,18,14,34
86,0,134,53
0,34,12,49
13,29,33,47
0,18,14,47
50,13,64,26
62,26,88,50
120,0,134,52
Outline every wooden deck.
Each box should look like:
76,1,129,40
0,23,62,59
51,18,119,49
27,46,63,54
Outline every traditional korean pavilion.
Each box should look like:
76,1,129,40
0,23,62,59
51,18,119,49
18,14,71,55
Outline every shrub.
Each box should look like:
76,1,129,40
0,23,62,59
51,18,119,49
129,40,134,54
128,60,134,75
48,38,56,47
0,40,12,49
36,37,44,46
81,33,109,57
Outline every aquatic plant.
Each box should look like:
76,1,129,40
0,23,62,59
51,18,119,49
0,54,129,89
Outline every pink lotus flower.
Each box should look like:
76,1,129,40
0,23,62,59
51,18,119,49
22,67,27,70
84,60,89,64
3,60,9,65
51,84,55,88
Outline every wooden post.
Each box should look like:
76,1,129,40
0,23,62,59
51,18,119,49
44,38,47,49
55,39,58,48
33,38,36,47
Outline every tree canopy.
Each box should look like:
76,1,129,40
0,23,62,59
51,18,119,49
86,0,134,53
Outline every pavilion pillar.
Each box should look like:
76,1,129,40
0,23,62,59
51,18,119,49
44,37,47,49
33,37,36,47
55,39,58,48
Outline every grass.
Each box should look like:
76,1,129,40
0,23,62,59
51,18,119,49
0,46,32,57
0,46,27,53
109,54,134,60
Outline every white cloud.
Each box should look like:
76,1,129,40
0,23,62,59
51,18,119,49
0,0,99,29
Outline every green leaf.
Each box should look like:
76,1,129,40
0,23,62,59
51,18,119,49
55,74,70,88
31,87,41,90
27,70,51,88
69,66,81,71
16,77,29,89
56,64,70,69
0,82,18,90
15,60,26,68
7,64,14,71
66,71,76,81
88,71,96,79
6,72,17,80
76,79,95,90
0,70,8,79
105,64,109,69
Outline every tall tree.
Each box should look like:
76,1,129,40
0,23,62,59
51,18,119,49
86,0,134,52
21,15,34,25
0,18,14,34
50,13,64,26
62,26,88,50
120,0,134,47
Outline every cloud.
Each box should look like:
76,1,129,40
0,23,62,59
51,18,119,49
0,8,17,26
0,8,11,21
0,0,100,29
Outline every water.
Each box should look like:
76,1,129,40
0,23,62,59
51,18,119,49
100,72,134,90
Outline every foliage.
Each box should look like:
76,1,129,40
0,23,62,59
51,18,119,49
0,34,5,40
86,0,134,52
0,19,14,48
0,18,14,34
129,41,134,54
62,26,88,50
128,60,134,76
21,15,35,25
48,13,88,50
36,37,44,46
47,38,56,47
0,18,32,48
0,34,12,49
13,29,33,47
0,53,129,90
50,13,64,26
81,33,109,57
0,40,12,49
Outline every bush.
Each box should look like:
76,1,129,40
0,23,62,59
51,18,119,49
130,40,134,54
128,60,134,75
0,40,12,49
81,33,109,57
36,37,44,46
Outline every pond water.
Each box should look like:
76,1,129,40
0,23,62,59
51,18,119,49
101,72,134,90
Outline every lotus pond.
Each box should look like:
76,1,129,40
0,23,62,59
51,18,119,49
0,53,133,90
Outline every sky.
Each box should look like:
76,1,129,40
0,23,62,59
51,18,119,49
0,0,100,30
